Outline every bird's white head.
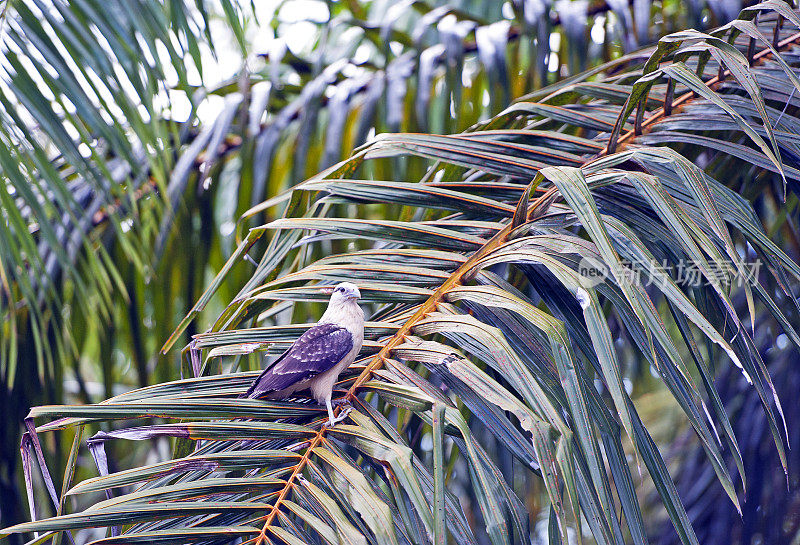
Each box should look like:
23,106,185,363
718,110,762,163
329,282,361,303
320,282,363,326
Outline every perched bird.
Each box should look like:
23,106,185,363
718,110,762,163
245,282,364,427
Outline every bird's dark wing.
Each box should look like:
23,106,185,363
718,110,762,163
245,323,353,398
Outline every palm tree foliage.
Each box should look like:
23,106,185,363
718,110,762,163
0,0,752,533
3,2,800,544
0,0,753,391
0,0,752,382
654,316,800,545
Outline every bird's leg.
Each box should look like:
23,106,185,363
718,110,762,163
325,397,336,427
324,396,352,427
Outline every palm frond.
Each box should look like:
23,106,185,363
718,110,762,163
0,0,756,391
5,4,800,545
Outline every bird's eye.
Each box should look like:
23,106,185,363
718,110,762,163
335,286,343,293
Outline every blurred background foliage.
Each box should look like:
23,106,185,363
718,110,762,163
1,0,798,543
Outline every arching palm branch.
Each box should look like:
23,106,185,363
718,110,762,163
4,3,800,545
0,0,749,532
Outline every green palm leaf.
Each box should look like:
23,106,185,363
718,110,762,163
4,2,800,545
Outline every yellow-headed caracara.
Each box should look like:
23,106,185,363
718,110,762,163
245,282,364,427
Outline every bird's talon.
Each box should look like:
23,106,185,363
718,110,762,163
329,407,352,426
